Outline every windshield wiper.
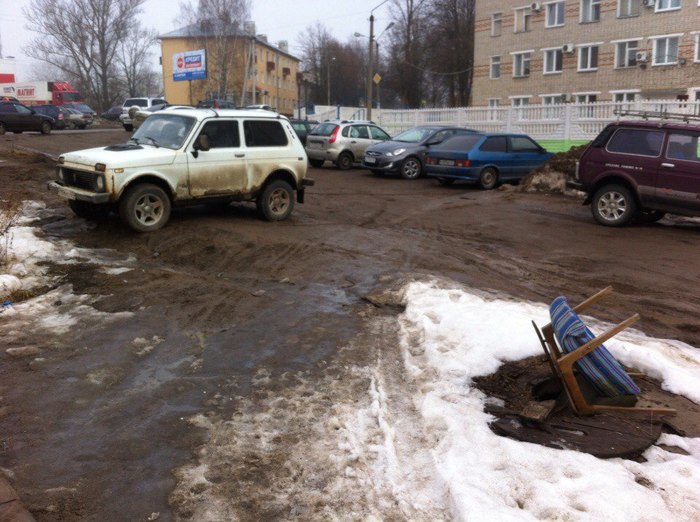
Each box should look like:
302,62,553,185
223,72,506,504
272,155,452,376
128,137,140,144
143,136,160,148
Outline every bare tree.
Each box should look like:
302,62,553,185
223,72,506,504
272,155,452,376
177,0,251,102
23,0,149,110
115,23,160,99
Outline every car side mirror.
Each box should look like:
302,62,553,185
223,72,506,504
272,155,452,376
192,134,210,158
425,139,440,146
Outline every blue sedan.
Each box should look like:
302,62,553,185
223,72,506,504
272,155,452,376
425,133,553,189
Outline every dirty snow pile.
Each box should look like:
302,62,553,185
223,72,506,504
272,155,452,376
396,281,700,520
0,201,134,335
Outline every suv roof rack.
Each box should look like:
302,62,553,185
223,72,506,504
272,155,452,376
613,109,700,124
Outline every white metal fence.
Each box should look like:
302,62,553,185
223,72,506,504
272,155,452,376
304,100,700,142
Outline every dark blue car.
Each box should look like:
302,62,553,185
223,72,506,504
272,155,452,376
425,133,553,189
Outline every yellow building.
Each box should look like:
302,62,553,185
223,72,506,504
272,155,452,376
159,24,302,115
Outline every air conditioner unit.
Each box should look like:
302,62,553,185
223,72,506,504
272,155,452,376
561,94,572,103
642,0,655,7
562,43,575,54
635,51,648,63
531,2,542,12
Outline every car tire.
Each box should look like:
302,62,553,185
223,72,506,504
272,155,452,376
119,183,171,232
256,180,295,221
637,209,665,224
309,159,324,168
0,123,5,135
68,200,111,221
478,168,498,190
40,121,52,135
336,152,353,170
591,184,637,227
123,123,133,132
400,157,422,179
68,122,76,130
437,177,455,185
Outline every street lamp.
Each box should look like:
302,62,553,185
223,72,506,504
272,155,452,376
365,0,394,120
327,55,336,106
356,20,394,119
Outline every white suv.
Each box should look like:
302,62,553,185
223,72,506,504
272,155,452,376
120,97,167,131
48,108,314,231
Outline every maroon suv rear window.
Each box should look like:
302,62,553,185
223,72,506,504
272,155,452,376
606,128,664,157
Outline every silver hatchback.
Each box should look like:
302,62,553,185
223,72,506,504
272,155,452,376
305,120,391,170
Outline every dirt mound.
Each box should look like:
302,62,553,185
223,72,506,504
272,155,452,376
518,144,588,196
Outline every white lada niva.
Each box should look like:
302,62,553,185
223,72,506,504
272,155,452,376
49,107,314,232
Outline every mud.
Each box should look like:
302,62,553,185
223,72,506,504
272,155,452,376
1,129,699,520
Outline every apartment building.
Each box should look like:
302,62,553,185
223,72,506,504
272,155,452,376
472,0,700,107
160,24,301,115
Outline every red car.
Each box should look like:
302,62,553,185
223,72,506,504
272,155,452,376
570,114,700,226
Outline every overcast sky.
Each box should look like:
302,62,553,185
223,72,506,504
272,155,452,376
0,0,395,80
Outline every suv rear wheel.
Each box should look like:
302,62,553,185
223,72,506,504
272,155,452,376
257,180,295,221
592,184,636,227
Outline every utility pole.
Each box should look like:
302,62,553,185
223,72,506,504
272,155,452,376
366,15,375,120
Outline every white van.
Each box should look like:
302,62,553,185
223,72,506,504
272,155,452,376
49,107,313,231
120,97,167,131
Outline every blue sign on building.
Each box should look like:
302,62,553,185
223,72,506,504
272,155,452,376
173,49,207,81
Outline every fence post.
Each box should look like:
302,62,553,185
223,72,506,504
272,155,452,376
563,104,572,144
505,105,513,133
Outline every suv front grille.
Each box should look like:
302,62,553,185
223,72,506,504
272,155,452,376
61,167,104,192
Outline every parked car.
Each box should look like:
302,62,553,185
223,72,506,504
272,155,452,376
61,106,90,129
48,108,315,232
64,102,96,124
362,125,476,179
569,116,700,226
32,104,67,130
424,133,552,189
305,119,392,169
197,99,236,109
120,97,167,131
0,101,54,134
289,118,318,146
101,105,122,121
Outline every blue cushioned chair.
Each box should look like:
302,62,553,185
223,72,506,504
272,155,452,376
532,287,675,417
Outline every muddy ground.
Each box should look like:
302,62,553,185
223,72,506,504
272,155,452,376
1,129,699,521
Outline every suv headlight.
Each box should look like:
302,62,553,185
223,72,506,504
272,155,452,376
96,176,105,191
387,148,406,157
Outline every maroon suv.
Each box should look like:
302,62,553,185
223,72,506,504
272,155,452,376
571,119,700,226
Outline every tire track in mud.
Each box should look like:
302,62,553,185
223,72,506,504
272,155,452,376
168,308,450,521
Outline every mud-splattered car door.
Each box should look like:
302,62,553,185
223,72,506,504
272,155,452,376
187,119,248,197
242,119,296,192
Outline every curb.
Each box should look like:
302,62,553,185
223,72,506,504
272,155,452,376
0,477,35,522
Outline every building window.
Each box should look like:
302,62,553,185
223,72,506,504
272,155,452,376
577,93,597,103
615,40,640,68
617,0,639,17
612,91,639,112
490,56,501,79
546,1,566,27
578,45,599,71
511,97,530,107
656,0,681,12
580,0,601,23
512,52,532,77
542,95,565,118
576,93,598,117
543,49,563,74
652,36,679,65
542,95,564,104
488,98,500,120
694,34,700,62
491,13,503,36
514,8,533,33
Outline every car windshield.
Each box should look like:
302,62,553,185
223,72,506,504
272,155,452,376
131,114,195,150
433,135,483,151
63,93,82,102
392,127,442,143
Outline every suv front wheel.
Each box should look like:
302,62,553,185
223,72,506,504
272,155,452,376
119,183,171,232
592,184,637,227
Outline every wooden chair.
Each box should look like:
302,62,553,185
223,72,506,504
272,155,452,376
532,286,676,417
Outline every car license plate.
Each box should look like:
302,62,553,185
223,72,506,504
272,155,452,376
364,156,376,164
439,159,455,166
57,186,77,200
